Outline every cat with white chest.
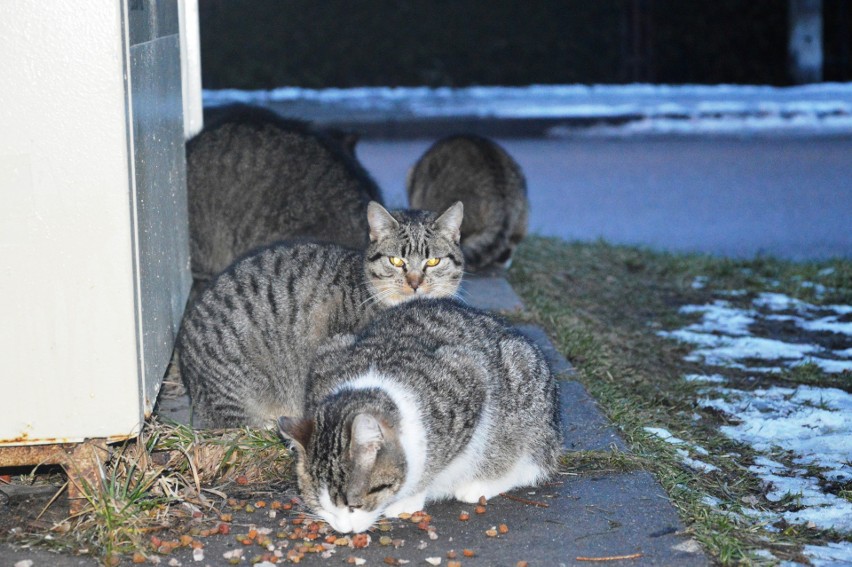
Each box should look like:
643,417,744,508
279,298,562,533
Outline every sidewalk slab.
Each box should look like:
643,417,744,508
153,468,706,567
459,273,525,313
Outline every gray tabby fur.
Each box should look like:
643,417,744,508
187,104,383,280
177,202,464,428
407,134,529,272
279,298,562,534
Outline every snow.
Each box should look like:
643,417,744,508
663,286,852,557
643,427,718,473
701,387,852,484
683,373,728,384
658,293,851,373
802,542,852,567
203,83,852,136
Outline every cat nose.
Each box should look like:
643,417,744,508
406,272,423,290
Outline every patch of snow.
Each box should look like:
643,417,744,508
676,448,720,474
678,301,756,335
702,386,852,481
794,358,852,373
691,276,708,289
803,542,852,567
203,83,852,137
683,373,728,384
644,427,686,445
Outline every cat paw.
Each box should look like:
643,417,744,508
384,493,426,518
454,482,490,504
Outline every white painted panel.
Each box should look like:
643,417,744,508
0,2,140,443
179,0,204,138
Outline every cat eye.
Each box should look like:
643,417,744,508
388,256,405,268
425,258,441,267
367,483,393,495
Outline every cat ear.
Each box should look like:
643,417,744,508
350,413,384,466
434,201,464,243
367,202,399,242
278,416,314,453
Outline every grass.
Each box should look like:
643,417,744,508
507,236,851,565
3,419,292,564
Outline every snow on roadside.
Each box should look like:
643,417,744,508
203,83,852,137
658,293,852,373
662,288,852,563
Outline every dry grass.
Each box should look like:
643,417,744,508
3,419,292,563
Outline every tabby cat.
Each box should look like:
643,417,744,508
279,298,562,534
187,104,383,280
407,134,529,272
177,202,464,428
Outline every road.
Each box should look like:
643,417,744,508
357,136,852,261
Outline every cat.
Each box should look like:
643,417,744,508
187,103,383,281
278,298,563,534
177,201,465,428
406,134,529,272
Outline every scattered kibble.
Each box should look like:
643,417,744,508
516,562,529,567
417,520,431,530
448,561,462,567
447,550,457,559
458,511,470,521
254,500,266,508
384,557,400,566
498,524,509,534
236,475,249,486
351,533,371,548
485,528,498,537
245,504,255,513
478,496,487,506
334,537,350,547
220,513,233,522
179,534,193,547
463,548,476,557
474,505,486,514
131,552,146,564
398,512,412,520
379,536,393,546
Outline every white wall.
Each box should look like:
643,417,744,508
0,1,191,445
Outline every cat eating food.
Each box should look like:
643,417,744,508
279,298,562,534
407,134,529,272
177,202,464,428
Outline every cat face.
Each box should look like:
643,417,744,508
279,412,407,534
364,202,464,306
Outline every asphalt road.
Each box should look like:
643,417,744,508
357,135,852,261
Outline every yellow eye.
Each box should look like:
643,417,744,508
389,256,405,268
425,258,441,267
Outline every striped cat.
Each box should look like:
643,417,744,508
279,298,562,533
407,134,529,272
177,202,464,428
187,104,383,281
